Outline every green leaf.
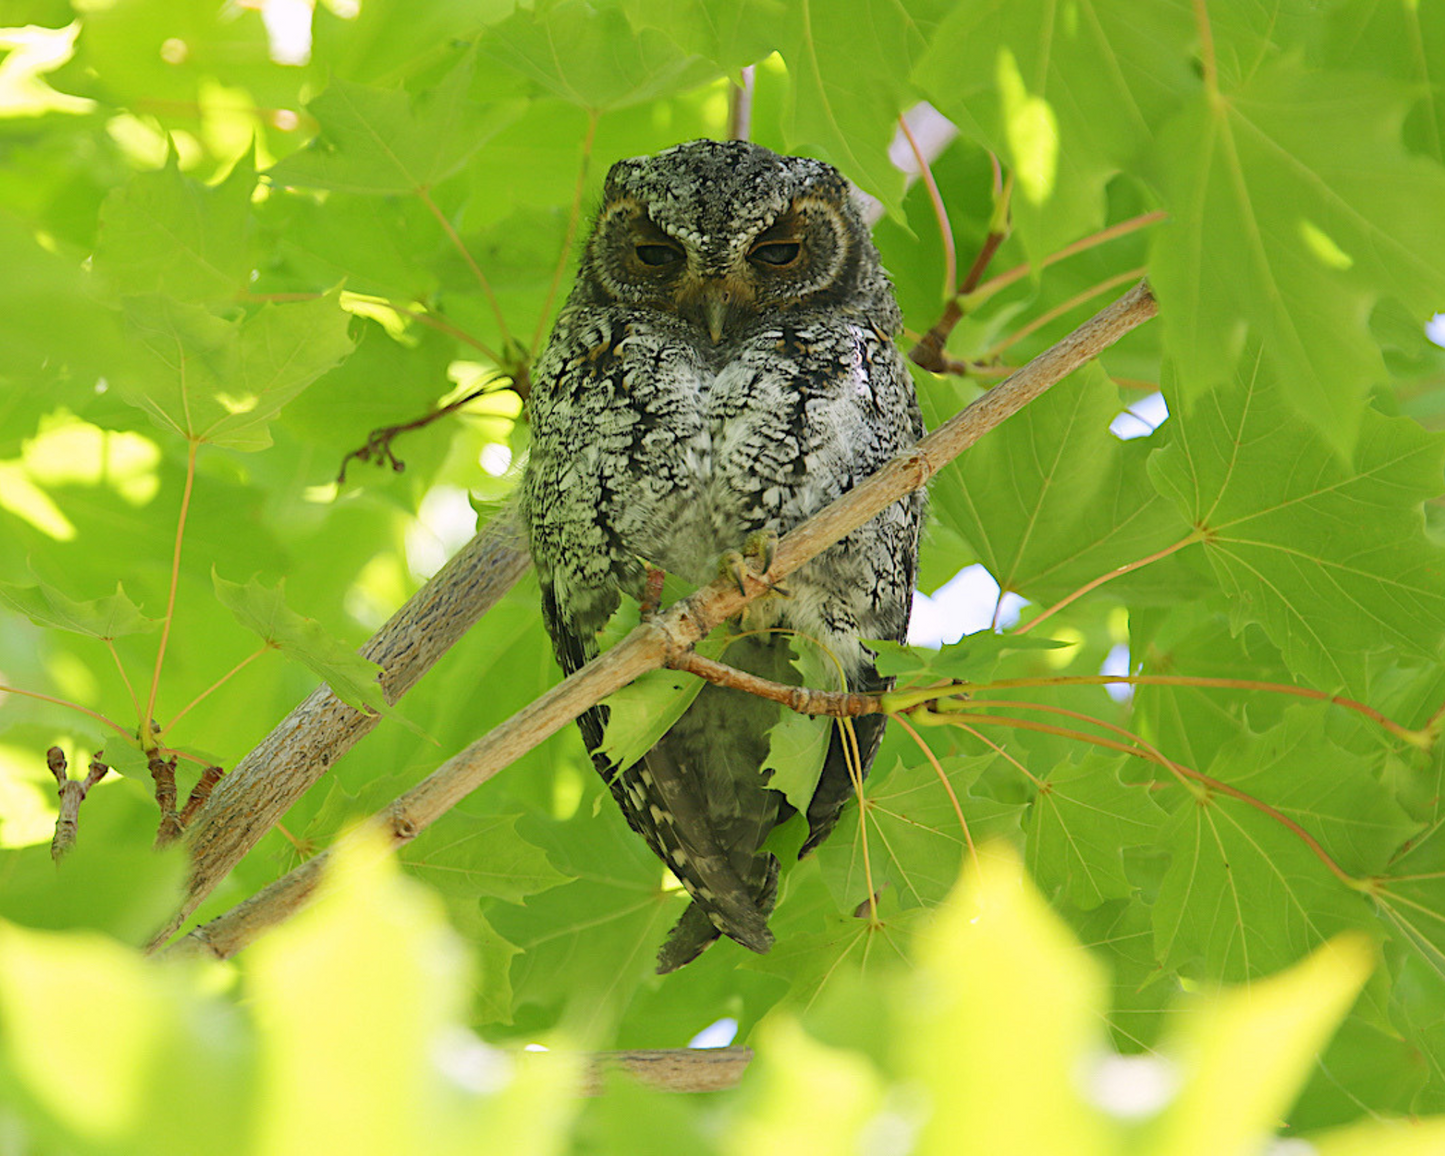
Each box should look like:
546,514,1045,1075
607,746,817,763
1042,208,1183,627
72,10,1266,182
773,0,951,209
1026,752,1165,910
1152,714,1392,981
764,710,830,815
904,843,1115,1156
762,632,839,813
620,0,782,72
0,916,252,1156
267,56,523,195
0,579,158,639
744,870,923,1010
1310,1119,1445,1156
1150,59,1445,449
1149,362,1445,697
95,150,256,301
931,362,1191,605
872,631,1064,685
1139,934,1375,1156
247,833,584,1153
479,0,722,112
489,811,680,1040
914,1,1192,261
401,808,571,907
0,212,127,385
118,294,355,450
212,571,385,714
597,667,707,771
723,1019,885,1154
0,782,186,943
814,755,1024,912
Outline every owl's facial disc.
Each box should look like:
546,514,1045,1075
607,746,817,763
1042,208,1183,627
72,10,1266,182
589,180,859,343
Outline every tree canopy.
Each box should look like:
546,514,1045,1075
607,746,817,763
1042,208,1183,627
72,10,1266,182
1,1,1445,1151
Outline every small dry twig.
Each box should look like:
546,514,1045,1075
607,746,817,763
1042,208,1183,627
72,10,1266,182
48,747,110,860
337,383,510,483
150,751,183,848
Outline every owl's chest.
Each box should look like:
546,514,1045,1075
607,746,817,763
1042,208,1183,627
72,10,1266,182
532,313,873,587
595,356,758,580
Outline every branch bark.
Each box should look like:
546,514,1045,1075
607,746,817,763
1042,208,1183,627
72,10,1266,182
150,508,532,948
159,278,1157,962
583,1047,753,1094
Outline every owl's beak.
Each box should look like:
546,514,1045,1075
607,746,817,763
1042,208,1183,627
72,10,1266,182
681,276,750,344
703,297,729,344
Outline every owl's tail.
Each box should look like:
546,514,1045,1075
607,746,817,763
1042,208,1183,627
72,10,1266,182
656,854,779,974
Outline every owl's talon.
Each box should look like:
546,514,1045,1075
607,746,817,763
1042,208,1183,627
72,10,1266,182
721,550,750,596
720,530,790,598
745,528,778,574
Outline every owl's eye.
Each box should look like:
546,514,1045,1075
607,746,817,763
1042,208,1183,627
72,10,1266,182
635,243,683,268
749,241,802,268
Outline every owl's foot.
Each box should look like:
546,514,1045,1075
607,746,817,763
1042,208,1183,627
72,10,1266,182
720,529,791,598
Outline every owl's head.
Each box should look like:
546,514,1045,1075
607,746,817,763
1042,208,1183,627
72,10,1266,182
577,140,895,343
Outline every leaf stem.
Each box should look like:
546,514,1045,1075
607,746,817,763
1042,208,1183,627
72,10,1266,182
162,646,270,735
0,683,130,736
983,267,1147,359
417,186,515,354
106,638,142,722
898,112,956,300
145,438,198,745
531,109,599,358
973,673,1426,747
1017,529,1205,634
1193,0,1219,96
893,712,980,869
968,210,1167,306
942,702,1362,887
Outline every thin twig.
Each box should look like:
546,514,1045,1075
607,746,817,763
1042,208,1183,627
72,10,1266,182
669,651,879,717
983,267,1146,359
158,280,1159,960
145,439,198,745
969,211,1167,305
50,749,110,860
728,67,755,142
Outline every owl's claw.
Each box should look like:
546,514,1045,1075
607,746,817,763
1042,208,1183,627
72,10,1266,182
720,530,790,598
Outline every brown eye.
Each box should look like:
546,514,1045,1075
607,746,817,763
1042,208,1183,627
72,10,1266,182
749,241,801,267
636,244,683,267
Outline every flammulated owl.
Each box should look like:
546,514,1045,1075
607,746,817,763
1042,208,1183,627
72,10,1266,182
522,140,924,971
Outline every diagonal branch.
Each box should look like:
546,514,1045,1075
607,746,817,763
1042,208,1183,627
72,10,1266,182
152,507,532,948
158,279,1157,961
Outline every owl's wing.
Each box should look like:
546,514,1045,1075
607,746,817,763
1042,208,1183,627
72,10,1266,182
537,581,779,969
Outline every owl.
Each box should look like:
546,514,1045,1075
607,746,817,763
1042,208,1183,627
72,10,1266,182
522,139,924,972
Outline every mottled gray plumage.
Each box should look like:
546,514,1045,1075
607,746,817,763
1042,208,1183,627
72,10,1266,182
522,140,924,971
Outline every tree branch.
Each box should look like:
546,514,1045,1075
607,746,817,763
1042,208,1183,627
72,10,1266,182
158,279,1157,961
150,508,532,948
669,651,881,717
583,1047,753,1094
